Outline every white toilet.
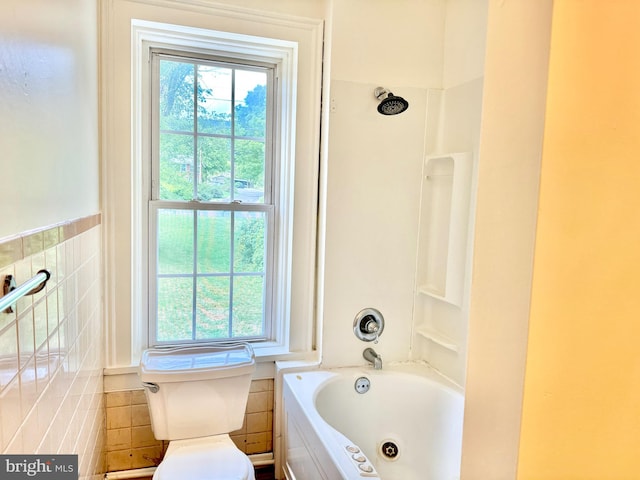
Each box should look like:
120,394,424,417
139,343,257,480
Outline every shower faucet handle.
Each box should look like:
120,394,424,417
361,318,380,344
361,318,379,334
353,308,385,343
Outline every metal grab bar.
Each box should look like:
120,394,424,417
0,269,51,314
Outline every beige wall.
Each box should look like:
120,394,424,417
461,1,553,478
0,0,103,477
518,2,640,478
464,1,640,477
0,0,99,239
329,0,445,87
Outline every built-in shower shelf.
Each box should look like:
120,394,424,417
415,326,458,353
417,284,460,306
415,152,473,307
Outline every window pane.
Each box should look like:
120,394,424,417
151,50,276,346
157,277,193,341
232,275,265,337
159,133,194,201
159,60,194,131
197,65,231,135
234,211,266,272
157,209,194,274
197,211,231,272
235,69,267,138
195,276,230,339
197,137,231,202
234,139,265,203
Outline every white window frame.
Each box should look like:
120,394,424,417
148,51,276,345
132,20,299,354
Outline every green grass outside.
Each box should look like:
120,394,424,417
156,209,265,342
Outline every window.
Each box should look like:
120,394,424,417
148,51,276,345
119,18,321,364
130,20,306,351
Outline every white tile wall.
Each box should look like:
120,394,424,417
0,224,104,479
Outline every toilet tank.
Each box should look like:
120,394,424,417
139,343,256,440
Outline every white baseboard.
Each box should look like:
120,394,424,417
104,467,156,479
103,453,274,479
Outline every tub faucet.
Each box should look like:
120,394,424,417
363,348,382,370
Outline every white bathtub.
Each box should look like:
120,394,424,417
282,364,464,480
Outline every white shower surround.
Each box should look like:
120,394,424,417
321,0,488,388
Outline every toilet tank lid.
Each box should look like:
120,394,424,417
139,343,255,383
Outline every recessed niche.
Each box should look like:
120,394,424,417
416,152,472,306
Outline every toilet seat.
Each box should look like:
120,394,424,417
153,435,255,480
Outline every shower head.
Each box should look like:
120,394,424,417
374,87,409,115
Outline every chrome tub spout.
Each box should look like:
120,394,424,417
363,347,382,370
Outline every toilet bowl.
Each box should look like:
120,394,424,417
154,435,254,480
139,343,257,480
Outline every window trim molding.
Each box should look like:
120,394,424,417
102,0,323,368
131,20,299,358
